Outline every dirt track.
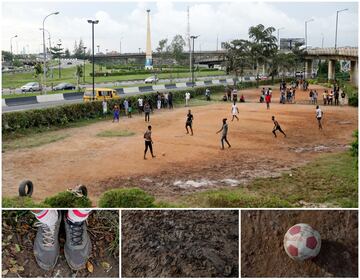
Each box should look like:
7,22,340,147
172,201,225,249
121,210,239,277
241,210,358,277
2,85,357,204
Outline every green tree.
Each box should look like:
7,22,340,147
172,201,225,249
170,35,186,64
224,39,251,79
64,48,71,58
75,65,83,89
156,38,170,67
2,51,13,62
34,62,43,93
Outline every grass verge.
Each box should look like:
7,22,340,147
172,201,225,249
96,130,135,137
182,152,358,208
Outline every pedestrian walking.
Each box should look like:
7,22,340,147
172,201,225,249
123,99,129,116
113,104,120,122
185,91,191,107
102,97,108,115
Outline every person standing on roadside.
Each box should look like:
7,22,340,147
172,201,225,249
137,97,144,115
185,91,191,107
113,104,120,122
102,97,108,115
168,91,173,109
123,99,129,116
144,125,156,159
231,101,239,121
144,102,151,122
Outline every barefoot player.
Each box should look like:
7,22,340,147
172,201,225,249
272,116,286,138
216,118,231,149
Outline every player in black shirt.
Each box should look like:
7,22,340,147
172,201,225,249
185,110,194,135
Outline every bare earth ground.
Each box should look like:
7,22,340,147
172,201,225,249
241,210,358,277
2,210,119,278
2,85,358,205
121,210,239,277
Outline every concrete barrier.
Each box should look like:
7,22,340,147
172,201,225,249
153,84,166,90
123,87,140,94
175,82,187,88
37,93,64,103
195,81,205,86
2,99,7,107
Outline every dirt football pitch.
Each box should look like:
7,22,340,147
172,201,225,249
2,84,357,205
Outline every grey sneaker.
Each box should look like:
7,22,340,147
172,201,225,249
33,212,61,270
64,219,92,270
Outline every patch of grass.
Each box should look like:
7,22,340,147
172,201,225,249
43,191,92,208
182,152,358,208
2,132,69,151
96,130,135,138
2,197,48,208
98,188,155,208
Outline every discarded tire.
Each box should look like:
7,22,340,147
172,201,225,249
18,180,34,197
77,185,88,197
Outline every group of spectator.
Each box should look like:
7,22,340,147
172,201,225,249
279,81,296,104
223,87,245,102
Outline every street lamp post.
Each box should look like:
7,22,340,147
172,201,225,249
190,35,199,85
138,48,141,54
96,45,100,53
42,11,59,94
304,18,314,80
277,27,284,49
88,19,99,101
57,41,62,79
83,46,87,83
119,36,123,54
39,28,52,51
335,8,348,50
10,35,18,61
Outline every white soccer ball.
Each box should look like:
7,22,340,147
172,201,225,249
283,223,321,261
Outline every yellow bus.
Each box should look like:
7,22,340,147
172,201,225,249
83,88,120,102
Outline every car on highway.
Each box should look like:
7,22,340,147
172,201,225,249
144,76,159,84
53,83,76,91
20,82,41,92
83,88,120,102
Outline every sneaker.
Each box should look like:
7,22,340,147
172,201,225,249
64,218,91,270
33,212,61,270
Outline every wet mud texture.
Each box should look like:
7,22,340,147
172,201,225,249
121,210,239,277
241,210,358,277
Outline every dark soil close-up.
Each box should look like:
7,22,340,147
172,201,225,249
2,210,119,278
121,210,239,277
241,210,358,277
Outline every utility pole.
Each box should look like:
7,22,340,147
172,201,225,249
57,41,62,79
83,46,87,82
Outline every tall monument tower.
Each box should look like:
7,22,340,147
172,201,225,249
145,9,153,70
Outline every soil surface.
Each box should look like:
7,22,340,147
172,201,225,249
2,84,357,205
241,210,358,277
2,210,119,278
121,210,239,277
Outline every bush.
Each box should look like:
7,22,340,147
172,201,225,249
2,85,224,134
2,197,48,208
98,188,155,208
43,191,92,208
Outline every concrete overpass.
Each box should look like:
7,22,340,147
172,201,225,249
304,47,358,85
93,50,227,67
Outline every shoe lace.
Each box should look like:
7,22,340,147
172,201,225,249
34,222,56,247
69,222,84,246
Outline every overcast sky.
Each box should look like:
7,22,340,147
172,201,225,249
2,1,358,54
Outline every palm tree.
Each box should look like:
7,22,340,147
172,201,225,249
248,24,278,87
224,39,251,82
75,65,83,90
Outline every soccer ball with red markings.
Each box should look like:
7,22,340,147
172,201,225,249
284,223,321,261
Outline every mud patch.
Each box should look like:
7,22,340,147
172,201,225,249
289,144,348,153
122,210,239,278
241,210,358,277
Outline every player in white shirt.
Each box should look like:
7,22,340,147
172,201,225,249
185,92,191,107
231,101,239,121
315,105,323,130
